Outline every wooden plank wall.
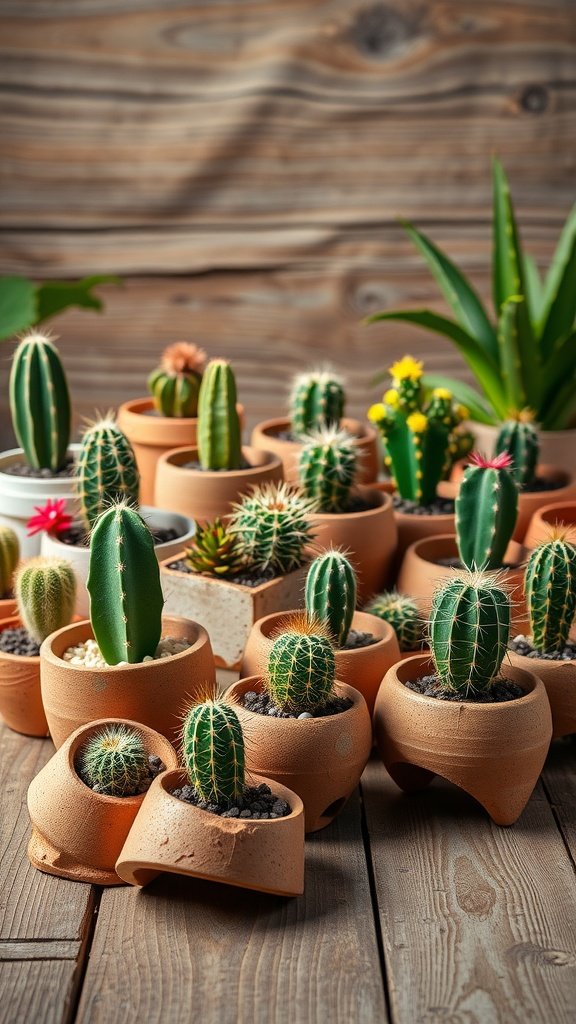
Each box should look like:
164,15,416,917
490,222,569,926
0,0,575,444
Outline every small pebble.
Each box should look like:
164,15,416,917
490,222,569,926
298,712,313,720
61,634,191,667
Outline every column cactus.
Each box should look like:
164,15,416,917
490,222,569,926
289,370,345,438
266,623,336,713
182,699,245,807
495,413,539,488
0,526,19,599
14,556,76,644
305,550,356,647
229,482,315,574
525,535,576,653
79,724,149,797
147,341,206,418
76,416,140,530
298,427,357,513
455,452,519,571
197,359,242,471
365,591,423,652
9,331,71,472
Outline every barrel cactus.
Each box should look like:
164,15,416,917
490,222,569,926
182,699,245,807
266,624,336,713
229,482,315,574
0,526,19,599
525,536,576,653
365,590,423,652
14,556,76,645
184,518,246,577
76,416,140,530
495,413,539,488
197,359,242,471
305,550,356,647
147,341,206,418
9,331,71,472
298,427,357,514
289,370,345,438
79,724,149,797
455,451,518,570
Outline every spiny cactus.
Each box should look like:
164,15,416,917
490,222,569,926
76,416,140,530
0,526,19,599
525,536,576,653
298,426,357,514
184,518,246,577
289,369,345,438
266,622,336,712
365,590,423,652
9,332,71,472
79,724,149,797
197,359,242,471
456,452,518,571
495,413,539,488
305,550,356,647
147,341,206,418
443,425,475,479
14,556,76,645
87,502,164,665
429,571,511,694
229,482,315,574
182,699,245,807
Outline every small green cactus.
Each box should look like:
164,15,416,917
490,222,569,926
443,426,475,479
9,331,71,472
229,482,315,574
305,550,356,647
197,359,242,471
76,416,140,530
147,341,206,418
14,556,76,645
495,414,539,488
182,699,245,807
298,426,357,514
525,536,576,653
289,369,345,438
87,502,164,665
79,724,149,797
266,623,336,713
456,452,518,571
0,525,19,599
365,590,423,652
184,518,246,577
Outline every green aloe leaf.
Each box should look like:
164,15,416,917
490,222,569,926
0,276,37,341
540,329,576,420
35,275,120,324
492,158,526,318
497,296,533,411
522,253,544,327
540,373,576,430
539,204,576,357
422,373,497,424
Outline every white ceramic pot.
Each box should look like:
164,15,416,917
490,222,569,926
0,446,81,558
468,422,576,474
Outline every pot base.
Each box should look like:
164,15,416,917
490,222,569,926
28,827,125,886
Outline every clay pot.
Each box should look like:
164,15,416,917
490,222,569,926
468,421,576,476
0,615,48,737
228,676,372,833
40,616,215,749
524,501,576,549
241,609,400,714
371,480,456,567
507,649,576,739
0,599,17,622
27,718,178,885
373,654,552,826
307,488,396,604
115,768,305,896
0,445,81,558
251,416,379,486
514,467,576,542
154,445,283,523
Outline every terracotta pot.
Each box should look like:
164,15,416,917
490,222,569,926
524,501,576,549
307,488,396,604
27,718,178,885
468,421,576,476
115,768,305,895
228,676,372,833
241,609,400,714
507,649,576,739
251,416,380,486
0,445,81,558
371,480,455,567
40,616,215,749
514,466,576,542
117,397,245,506
373,654,552,826
0,615,48,737
0,599,17,622
154,445,283,523
161,558,308,670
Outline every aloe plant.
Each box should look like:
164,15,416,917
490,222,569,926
367,159,576,430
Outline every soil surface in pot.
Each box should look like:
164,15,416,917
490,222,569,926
405,674,524,703
341,629,377,650
170,779,291,819
436,557,521,570
242,689,353,719
181,458,252,472
522,476,565,494
509,635,576,661
59,523,181,549
76,752,166,796
62,635,191,668
167,559,280,589
393,496,455,516
0,625,39,657
3,456,75,479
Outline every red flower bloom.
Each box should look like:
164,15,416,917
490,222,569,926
27,498,73,537
468,451,513,470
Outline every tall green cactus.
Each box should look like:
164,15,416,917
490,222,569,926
147,341,206,418
9,332,71,472
305,550,356,647
266,626,336,713
495,415,539,488
79,724,149,797
197,359,242,471
0,525,19,599
365,590,423,652
298,427,357,513
429,571,511,694
76,417,140,530
229,482,315,573
87,502,164,665
525,537,576,653
14,556,76,645
182,699,245,806
455,452,519,570
289,370,345,437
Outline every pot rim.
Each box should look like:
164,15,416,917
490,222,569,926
388,652,543,710
527,500,576,528
245,608,396,653
155,767,305,823
42,506,195,554
308,486,392,522
403,533,527,570
252,415,374,443
157,445,282,481
507,646,576,671
117,396,198,426
229,675,366,720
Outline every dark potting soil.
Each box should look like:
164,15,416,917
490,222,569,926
275,429,297,442
76,753,166,796
242,689,353,719
341,629,377,650
181,459,252,472
343,492,379,514
522,476,564,494
435,557,520,570
405,673,524,703
59,523,181,548
167,559,278,588
509,634,576,661
393,495,455,516
0,626,40,657
170,780,291,819
3,455,75,480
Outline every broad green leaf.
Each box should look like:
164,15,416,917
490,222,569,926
35,275,120,324
496,296,528,410
541,374,576,430
540,201,576,317
540,329,576,420
422,373,497,424
522,253,544,327
539,207,576,357
492,158,526,317
0,276,37,341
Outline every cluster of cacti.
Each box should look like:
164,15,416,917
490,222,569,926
298,427,357,513
365,590,423,652
0,526,19,598
9,332,71,472
229,482,315,574
455,451,518,571
182,699,245,807
495,413,539,488
525,535,576,653
87,502,164,665
148,341,207,418
197,359,242,472
429,571,511,694
305,550,356,647
289,370,345,438
76,416,140,530
266,623,336,713
14,556,76,645
368,356,467,505
79,724,149,797
443,425,475,479
184,518,246,577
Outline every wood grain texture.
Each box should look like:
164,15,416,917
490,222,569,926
541,737,576,863
0,960,80,1024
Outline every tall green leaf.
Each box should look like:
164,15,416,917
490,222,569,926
422,374,497,424
497,296,529,411
522,253,544,326
539,205,576,357
540,329,576,421
35,275,120,324
492,158,526,317
0,277,37,341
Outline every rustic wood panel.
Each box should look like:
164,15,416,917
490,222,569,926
0,960,80,1024
541,738,576,863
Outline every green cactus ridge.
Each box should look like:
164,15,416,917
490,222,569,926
182,700,245,807
0,525,19,599
455,454,518,571
525,538,576,653
76,416,140,529
197,359,242,471
9,332,71,471
289,370,346,437
266,628,336,712
15,556,76,645
495,417,539,488
229,482,316,574
79,724,149,797
305,550,357,647
147,341,206,418
298,426,357,514
365,590,423,652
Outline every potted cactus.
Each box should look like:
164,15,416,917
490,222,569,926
27,718,178,884
251,368,379,485
241,550,400,712
364,590,426,658
116,698,305,894
373,570,552,825
0,525,19,621
161,482,314,669
229,619,372,832
40,502,215,748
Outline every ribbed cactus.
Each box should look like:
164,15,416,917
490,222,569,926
305,550,356,647
495,414,539,488
289,370,345,438
443,426,475,479
87,502,164,665
76,416,140,530
298,427,357,514
229,482,315,574
456,452,519,571
182,700,245,806
14,556,76,645
79,724,149,797
365,590,423,652
197,359,242,471
429,571,511,694
0,526,19,599
184,518,246,577
266,625,336,712
147,341,206,418
525,537,576,653
9,332,71,472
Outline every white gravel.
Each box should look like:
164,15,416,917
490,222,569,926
61,636,191,668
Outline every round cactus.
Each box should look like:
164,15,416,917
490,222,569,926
305,550,356,647
495,415,539,488
147,341,206,418
365,590,423,652
79,724,149,797
266,625,336,713
229,482,316,574
298,427,357,514
525,536,576,653
0,525,19,599
289,369,345,438
455,452,518,571
14,556,76,645
182,700,245,807
76,416,140,530
184,518,246,577
9,331,71,472
197,359,242,471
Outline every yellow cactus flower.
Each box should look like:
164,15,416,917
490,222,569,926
407,412,428,434
433,387,452,401
384,388,400,407
456,404,470,420
367,403,386,424
389,355,423,382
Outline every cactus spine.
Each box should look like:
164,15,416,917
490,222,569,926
182,700,245,806
266,626,336,712
9,332,71,471
525,537,576,653
455,452,518,570
0,526,19,598
197,359,242,471
87,502,164,665
298,427,357,513
364,590,423,652
289,370,345,438
14,556,76,644
229,482,315,573
147,341,206,418
79,724,149,797
76,417,140,530
305,551,356,647
495,414,539,488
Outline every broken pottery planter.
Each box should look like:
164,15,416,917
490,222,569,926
0,615,48,737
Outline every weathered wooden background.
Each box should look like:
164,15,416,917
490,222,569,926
1,0,575,444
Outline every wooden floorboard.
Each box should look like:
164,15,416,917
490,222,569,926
0,960,80,1024
541,737,576,865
